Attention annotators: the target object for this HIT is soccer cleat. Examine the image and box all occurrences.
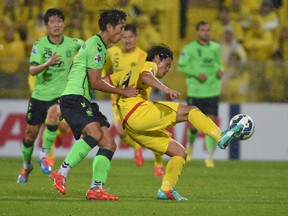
[38,157,52,174]
[157,188,188,201]
[86,188,119,201]
[217,124,244,149]
[50,170,66,195]
[154,165,165,177]
[46,157,55,167]
[185,146,193,162]
[205,156,215,168]
[17,166,33,183]
[134,148,144,167]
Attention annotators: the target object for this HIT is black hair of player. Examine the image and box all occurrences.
[124,24,137,35]
[98,9,127,31]
[44,8,65,25]
[195,21,209,31]
[146,44,173,61]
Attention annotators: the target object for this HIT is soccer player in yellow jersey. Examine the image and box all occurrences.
[103,24,164,176]
[106,44,244,200]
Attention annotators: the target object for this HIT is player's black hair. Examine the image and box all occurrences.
[44,8,65,25]
[146,44,173,61]
[195,21,209,31]
[98,9,127,31]
[124,24,137,35]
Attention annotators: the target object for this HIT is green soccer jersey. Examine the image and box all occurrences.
[30,36,83,101]
[178,41,223,98]
[62,35,107,101]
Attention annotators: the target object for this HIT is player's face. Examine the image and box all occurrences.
[108,19,126,44]
[156,57,172,79]
[197,24,210,42]
[47,15,64,37]
[121,30,137,52]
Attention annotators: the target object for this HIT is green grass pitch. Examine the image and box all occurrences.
[1,157,288,216]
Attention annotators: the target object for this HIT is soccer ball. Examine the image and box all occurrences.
[229,114,255,140]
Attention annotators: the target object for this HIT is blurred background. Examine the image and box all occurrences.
[1,0,288,103]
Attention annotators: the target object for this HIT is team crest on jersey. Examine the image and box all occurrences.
[32,47,38,55]
[94,54,102,63]
[150,68,155,75]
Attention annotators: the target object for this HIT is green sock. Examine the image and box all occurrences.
[42,127,57,150]
[92,155,111,184]
[22,143,34,161]
[187,129,197,147]
[205,135,215,156]
[65,139,92,167]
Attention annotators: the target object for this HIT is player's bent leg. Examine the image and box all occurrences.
[157,139,187,201]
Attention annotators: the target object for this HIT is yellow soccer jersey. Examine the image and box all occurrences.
[108,61,157,118]
[103,45,147,105]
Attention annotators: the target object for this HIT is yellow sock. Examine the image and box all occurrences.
[161,156,185,191]
[188,108,221,141]
[153,152,163,167]
[48,146,54,158]
[122,135,142,150]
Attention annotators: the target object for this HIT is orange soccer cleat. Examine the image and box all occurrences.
[134,148,144,166]
[50,170,66,195]
[154,165,165,177]
[86,188,119,201]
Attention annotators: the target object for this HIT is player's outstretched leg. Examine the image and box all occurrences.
[217,124,244,149]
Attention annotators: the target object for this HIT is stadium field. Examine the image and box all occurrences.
[1,157,287,216]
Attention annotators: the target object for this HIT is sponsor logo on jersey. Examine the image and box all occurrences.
[94,54,102,63]
[32,47,38,55]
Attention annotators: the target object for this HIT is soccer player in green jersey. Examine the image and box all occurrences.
[178,21,224,168]
[17,8,84,183]
[50,9,139,201]
[106,44,243,200]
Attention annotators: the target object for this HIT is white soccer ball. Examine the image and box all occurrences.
[229,114,255,140]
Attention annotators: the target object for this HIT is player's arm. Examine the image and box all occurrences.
[29,52,61,76]
[88,68,139,97]
[141,72,181,100]
[215,44,224,79]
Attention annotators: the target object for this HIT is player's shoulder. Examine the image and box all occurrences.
[32,36,47,46]
[108,45,121,53]
[135,47,147,55]
[209,40,220,48]
[64,36,84,46]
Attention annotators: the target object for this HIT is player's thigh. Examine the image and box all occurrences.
[125,126,170,154]
[128,101,178,132]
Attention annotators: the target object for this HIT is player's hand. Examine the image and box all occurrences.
[122,84,139,97]
[217,70,224,79]
[198,73,207,82]
[45,52,62,67]
[168,89,181,100]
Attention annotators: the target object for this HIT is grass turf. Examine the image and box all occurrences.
[0,157,288,216]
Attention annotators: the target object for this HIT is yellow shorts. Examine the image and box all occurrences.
[124,101,179,154]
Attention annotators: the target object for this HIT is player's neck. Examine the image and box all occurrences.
[122,46,136,53]
[48,35,63,44]
[198,39,209,46]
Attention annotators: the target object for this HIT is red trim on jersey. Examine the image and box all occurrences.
[122,101,144,129]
